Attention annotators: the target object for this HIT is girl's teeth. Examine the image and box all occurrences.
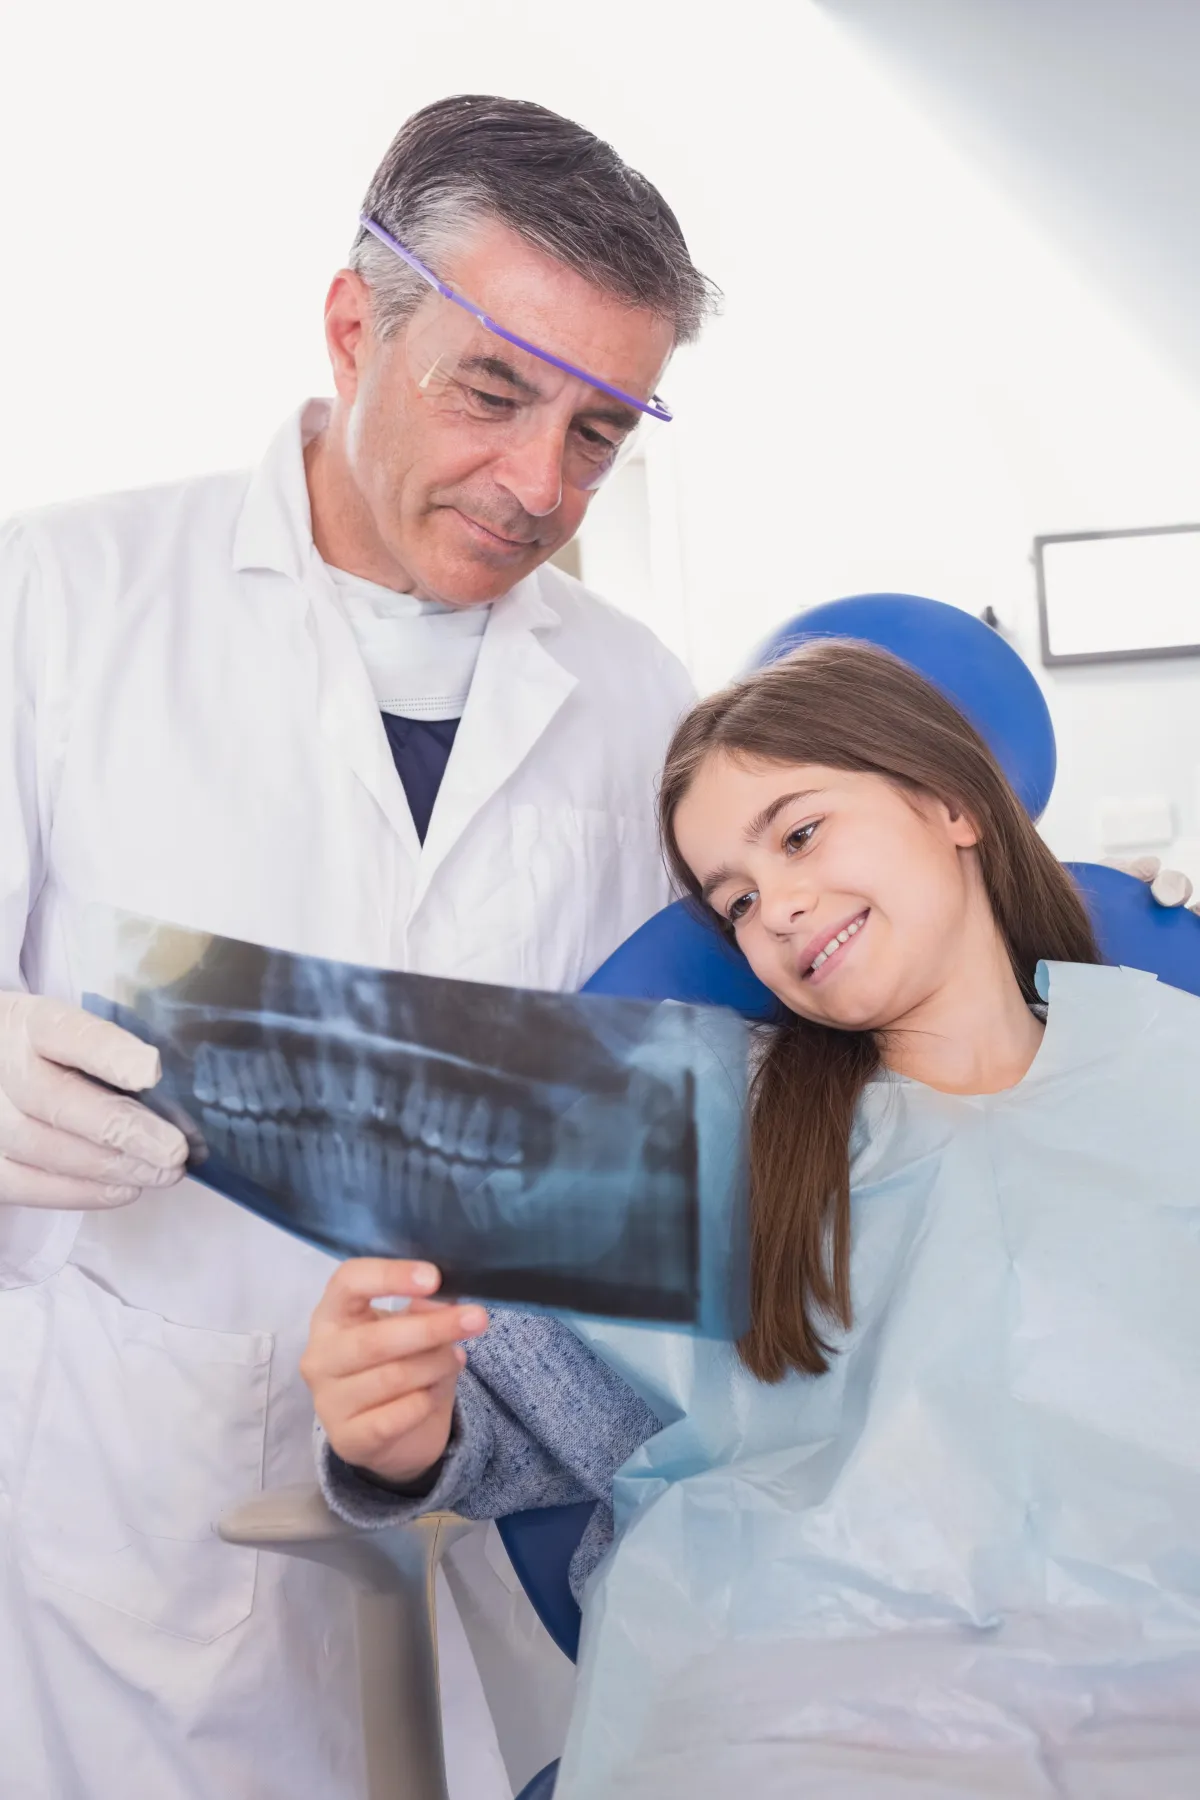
[810,916,866,974]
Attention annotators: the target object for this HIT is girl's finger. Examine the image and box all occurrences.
[313,1259,443,1326]
[335,1346,465,1420]
[309,1301,487,1380]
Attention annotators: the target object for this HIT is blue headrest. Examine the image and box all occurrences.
[582,896,782,1020]
[1065,862,1200,998]
[584,870,1200,1009]
[583,593,1200,1011]
[754,593,1057,820]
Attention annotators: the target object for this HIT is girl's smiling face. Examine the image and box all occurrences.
[672,752,983,1031]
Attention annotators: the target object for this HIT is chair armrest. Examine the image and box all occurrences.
[219,1484,472,1800]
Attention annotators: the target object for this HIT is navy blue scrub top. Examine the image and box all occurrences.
[381,714,460,844]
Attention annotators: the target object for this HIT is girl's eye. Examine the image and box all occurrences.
[725,891,757,925]
[785,821,820,853]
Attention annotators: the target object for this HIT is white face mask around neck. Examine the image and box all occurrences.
[323,563,491,722]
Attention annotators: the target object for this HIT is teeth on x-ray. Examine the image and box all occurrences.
[192,1045,531,1182]
[492,1105,523,1166]
[400,1075,427,1142]
[232,1113,261,1176]
[259,1117,284,1185]
[193,1044,219,1108]
[460,1098,490,1162]
[296,1060,324,1113]
[418,1088,445,1152]
[352,1060,394,1123]
[102,918,715,1329]
[440,1094,464,1157]
[261,1049,302,1118]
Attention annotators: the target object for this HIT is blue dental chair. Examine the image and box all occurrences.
[220,593,1200,1800]
[502,593,1200,1800]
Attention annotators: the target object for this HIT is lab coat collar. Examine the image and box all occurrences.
[232,399,329,580]
[412,575,577,912]
[232,401,578,910]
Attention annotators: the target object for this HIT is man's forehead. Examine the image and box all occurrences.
[438,216,675,399]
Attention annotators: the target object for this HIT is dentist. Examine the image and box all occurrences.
[0,95,712,1799]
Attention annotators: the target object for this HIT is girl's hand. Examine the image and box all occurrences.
[301,1259,488,1486]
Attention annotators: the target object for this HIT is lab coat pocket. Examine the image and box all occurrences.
[511,804,662,991]
[20,1264,272,1644]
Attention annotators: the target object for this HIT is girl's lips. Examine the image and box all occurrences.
[800,910,870,985]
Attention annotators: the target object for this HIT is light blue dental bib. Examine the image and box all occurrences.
[564,963,1200,1799]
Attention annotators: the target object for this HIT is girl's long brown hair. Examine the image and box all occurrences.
[659,640,1100,1384]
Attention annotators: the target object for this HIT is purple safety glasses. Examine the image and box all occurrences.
[358,215,674,425]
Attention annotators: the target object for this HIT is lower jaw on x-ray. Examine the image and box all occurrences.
[82,912,746,1330]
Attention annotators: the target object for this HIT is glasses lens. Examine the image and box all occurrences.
[403,294,653,493]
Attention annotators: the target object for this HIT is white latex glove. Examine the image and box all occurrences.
[0,992,189,1209]
[1107,855,1198,914]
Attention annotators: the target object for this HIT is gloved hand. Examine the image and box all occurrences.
[1109,855,1200,915]
[0,992,189,1209]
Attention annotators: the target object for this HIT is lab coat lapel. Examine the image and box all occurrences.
[412,576,577,911]
[231,398,423,866]
[304,553,423,862]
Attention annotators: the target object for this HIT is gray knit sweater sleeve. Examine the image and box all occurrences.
[316,1311,660,1602]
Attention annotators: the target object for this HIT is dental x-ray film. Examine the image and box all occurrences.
[81,909,750,1335]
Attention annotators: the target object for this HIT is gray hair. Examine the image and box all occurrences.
[350,95,719,346]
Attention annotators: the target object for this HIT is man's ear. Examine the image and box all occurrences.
[323,270,372,403]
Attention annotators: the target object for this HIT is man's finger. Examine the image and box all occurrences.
[1105,855,1162,884]
[0,1155,141,1210]
[23,1001,163,1091]
[0,1100,186,1188]
[1150,868,1194,909]
[313,1259,444,1325]
[5,1060,187,1169]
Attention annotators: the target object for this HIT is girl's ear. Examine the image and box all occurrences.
[942,801,981,850]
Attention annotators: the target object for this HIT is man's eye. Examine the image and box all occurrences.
[573,423,623,462]
[464,386,520,416]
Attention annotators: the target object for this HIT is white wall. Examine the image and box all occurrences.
[810,0,1200,875]
[3,0,1198,871]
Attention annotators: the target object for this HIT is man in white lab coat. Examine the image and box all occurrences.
[0,96,712,1800]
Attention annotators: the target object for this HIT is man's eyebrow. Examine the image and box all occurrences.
[697,790,823,905]
[457,353,642,431]
[576,399,641,433]
[458,353,545,400]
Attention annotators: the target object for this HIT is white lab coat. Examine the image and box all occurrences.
[0,400,695,1800]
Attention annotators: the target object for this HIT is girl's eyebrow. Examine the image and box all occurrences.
[700,863,738,905]
[698,789,824,903]
[743,788,822,844]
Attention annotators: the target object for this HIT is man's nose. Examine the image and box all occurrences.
[491,426,565,519]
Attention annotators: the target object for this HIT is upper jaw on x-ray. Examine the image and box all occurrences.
[83,914,722,1326]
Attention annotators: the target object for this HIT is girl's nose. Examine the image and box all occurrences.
[758,876,815,937]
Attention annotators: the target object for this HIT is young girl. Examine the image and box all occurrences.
[304,641,1200,1798]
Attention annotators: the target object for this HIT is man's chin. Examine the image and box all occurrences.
[411,516,547,604]
[413,546,543,608]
